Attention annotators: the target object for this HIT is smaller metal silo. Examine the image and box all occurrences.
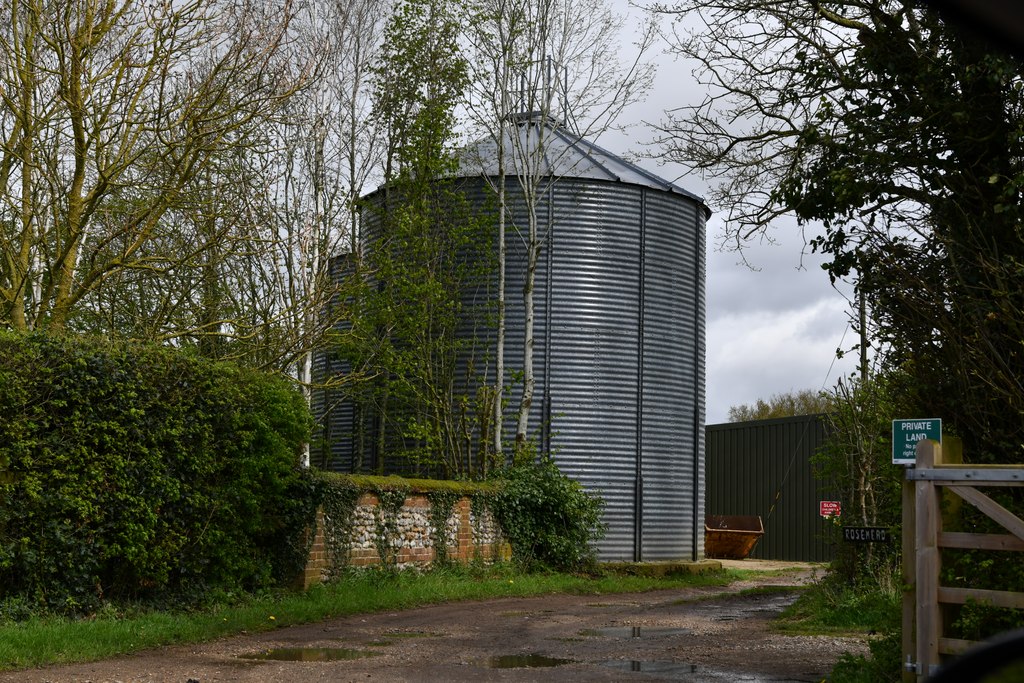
[310,254,358,473]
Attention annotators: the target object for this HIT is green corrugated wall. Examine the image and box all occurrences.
[705,414,837,562]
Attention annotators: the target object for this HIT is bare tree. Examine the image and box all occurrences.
[463,0,526,465]
[651,1,844,249]
[464,0,656,458]
[656,1,1024,457]
[0,0,303,333]
[245,0,386,464]
[55,0,386,407]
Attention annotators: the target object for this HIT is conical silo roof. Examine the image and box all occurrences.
[458,117,711,216]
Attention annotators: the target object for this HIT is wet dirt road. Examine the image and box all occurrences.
[3,566,865,683]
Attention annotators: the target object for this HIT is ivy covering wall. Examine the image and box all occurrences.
[303,466,601,579]
[307,474,504,580]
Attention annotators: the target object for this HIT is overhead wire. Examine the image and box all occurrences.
[764,316,855,525]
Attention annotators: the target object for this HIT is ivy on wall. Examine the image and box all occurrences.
[312,466,603,574]
[373,486,409,570]
[427,489,459,566]
[308,474,500,575]
[318,476,361,578]
[470,492,495,565]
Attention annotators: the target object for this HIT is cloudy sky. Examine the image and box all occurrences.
[603,2,861,423]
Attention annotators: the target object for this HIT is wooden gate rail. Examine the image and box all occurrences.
[902,440,1024,681]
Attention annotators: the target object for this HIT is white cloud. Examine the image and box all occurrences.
[706,295,857,423]
[700,216,860,423]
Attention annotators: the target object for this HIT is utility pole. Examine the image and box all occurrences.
[859,286,868,383]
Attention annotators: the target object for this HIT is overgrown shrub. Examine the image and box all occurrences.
[815,373,908,589]
[489,455,604,572]
[0,332,316,615]
[830,630,902,683]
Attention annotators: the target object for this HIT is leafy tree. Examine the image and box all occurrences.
[660,1,1024,462]
[663,8,1024,673]
[727,388,831,422]
[337,0,492,477]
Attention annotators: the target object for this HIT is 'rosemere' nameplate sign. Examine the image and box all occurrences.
[892,418,941,465]
[843,527,890,543]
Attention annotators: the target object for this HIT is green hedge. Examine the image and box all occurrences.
[0,332,315,616]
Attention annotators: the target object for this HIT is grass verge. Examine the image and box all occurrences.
[766,572,904,683]
[773,578,900,636]
[0,564,738,671]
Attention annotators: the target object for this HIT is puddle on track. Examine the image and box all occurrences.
[600,661,817,682]
[582,626,692,639]
[485,654,574,668]
[238,647,380,662]
[706,593,800,623]
[602,660,699,676]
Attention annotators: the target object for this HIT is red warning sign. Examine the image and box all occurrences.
[819,501,842,518]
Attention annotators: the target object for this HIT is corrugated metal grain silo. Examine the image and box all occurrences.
[315,118,710,561]
[310,254,358,472]
[459,119,711,561]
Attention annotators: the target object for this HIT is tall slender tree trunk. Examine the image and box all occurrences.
[515,194,538,460]
[493,126,507,466]
[13,122,32,331]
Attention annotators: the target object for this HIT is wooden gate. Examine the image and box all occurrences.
[902,439,1024,680]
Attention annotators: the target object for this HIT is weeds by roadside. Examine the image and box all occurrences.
[829,632,902,683]
[774,575,900,636]
[774,571,902,683]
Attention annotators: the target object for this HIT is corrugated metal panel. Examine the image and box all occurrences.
[311,254,357,473]
[547,182,641,561]
[695,207,708,559]
[530,179,705,562]
[705,415,834,562]
[638,192,705,561]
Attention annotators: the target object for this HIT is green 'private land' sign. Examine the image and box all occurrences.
[892,418,942,465]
